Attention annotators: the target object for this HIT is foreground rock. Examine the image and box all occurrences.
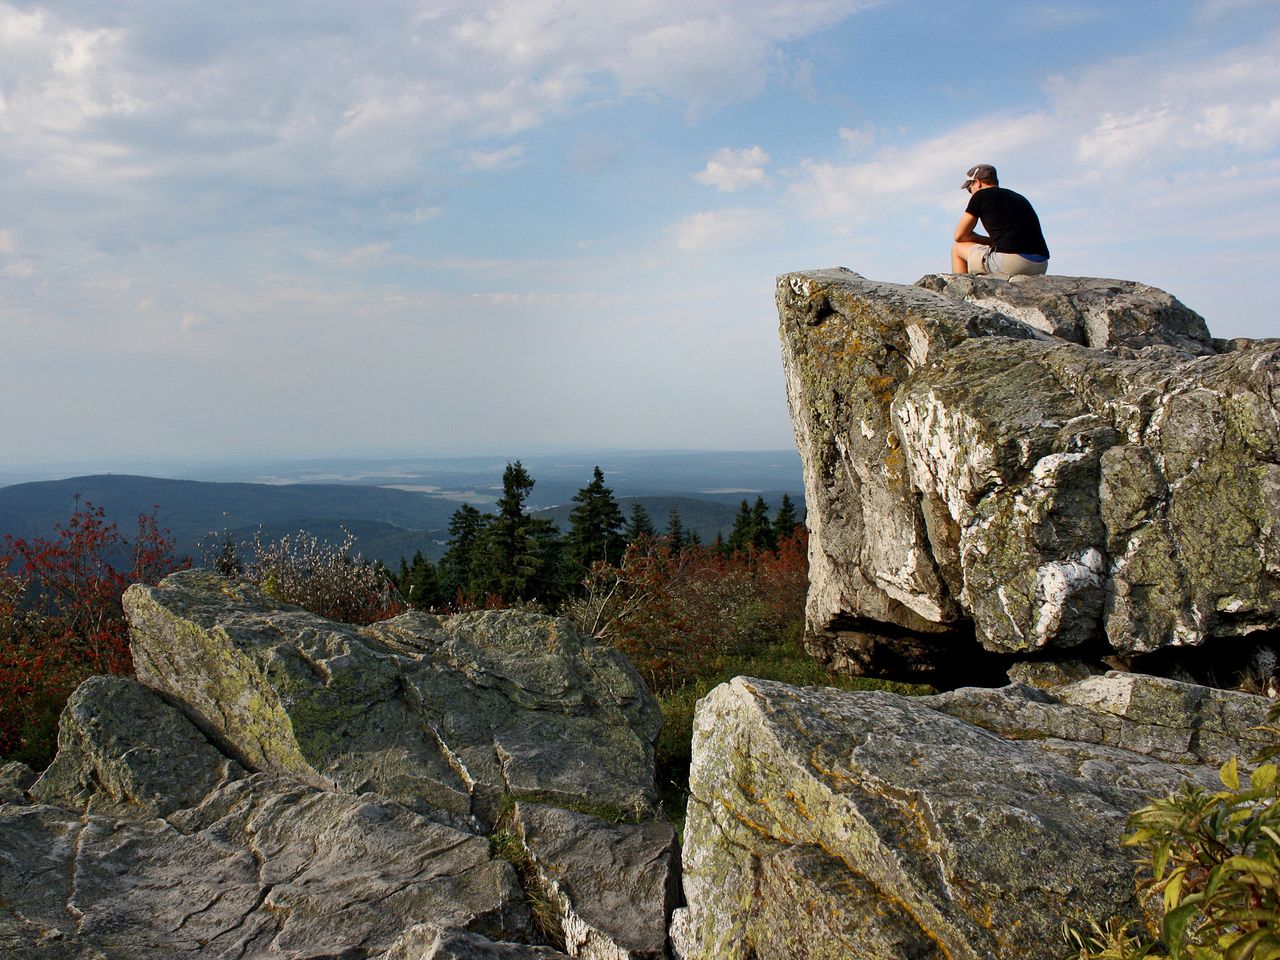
[2,677,530,960]
[124,570,662,827]
[679,672,1271,960]
[779,269,1280,670]
[513,802,680,960]
[1,573,669,958]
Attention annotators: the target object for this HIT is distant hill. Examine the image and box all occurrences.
[0,467,806,571]
[0,475,459,568]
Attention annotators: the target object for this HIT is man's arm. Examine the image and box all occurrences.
[954,211,990,246]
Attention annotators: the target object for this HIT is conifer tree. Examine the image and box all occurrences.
[398,550,443,609]
[440,503,489,601]
[623,502,656,544]
[773,493,800,541]
[566,467,626,573]
[750,495,777,552]
[726,499,754,554]
[473,461,559,603]
[665,505,686,554]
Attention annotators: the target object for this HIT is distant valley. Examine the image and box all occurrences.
[0,452,805,567]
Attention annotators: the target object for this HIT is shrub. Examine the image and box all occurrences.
[238,528,404,625]
[567,531,809,694]
[1066,706,1280,960]
[1,501,184,767]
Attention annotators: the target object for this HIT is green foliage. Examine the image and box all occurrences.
[623,502,656,543]
[564,466,626,581]
[470,462,562,606]
[1067,704,1280,960]
[773,492,801,542]
[666,506,686,554]
[396,550,446,609]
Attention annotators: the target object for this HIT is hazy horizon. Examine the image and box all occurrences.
[4,1,1277,464]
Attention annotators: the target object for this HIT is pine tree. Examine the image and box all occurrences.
[750,495,777,552]
[726,499,754,554]
[566,467,626,574]
[473,461,559,603]
[398,550,443,609]
[665,505,686,554]
[623,502,656,544]
[440,503,489,602]
[773,493,800,542]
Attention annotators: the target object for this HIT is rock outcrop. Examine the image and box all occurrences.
[125,570,661,827]
[677,672,1271,960]
[0,571,669,960]
[779,269,1280,672]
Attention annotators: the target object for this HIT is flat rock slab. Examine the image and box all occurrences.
[915,273,1214,352]
[123,570,662,827]
[679,673,1265,960]
[514,802,679,960]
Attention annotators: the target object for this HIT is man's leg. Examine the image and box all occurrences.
[951,241,988,274]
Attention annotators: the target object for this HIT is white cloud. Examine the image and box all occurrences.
[787,30,1280,224]
[838,123,876,153]
[667,209,772,252]
[0,228,14,253]
[464,144,527,171]
[694,146,771,192]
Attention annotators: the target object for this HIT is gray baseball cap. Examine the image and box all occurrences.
[961,163,997,189]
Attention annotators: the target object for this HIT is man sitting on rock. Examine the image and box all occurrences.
[951,163,1050,277]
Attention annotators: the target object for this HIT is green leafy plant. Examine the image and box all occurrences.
[1067,705,1280,960]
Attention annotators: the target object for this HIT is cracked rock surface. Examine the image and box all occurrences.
[778,268,1280,662]
[513,802,679,960]
[123,570,661,827]
[678,673,1269,960]
[2,575,667,958]
[1,677,530,960]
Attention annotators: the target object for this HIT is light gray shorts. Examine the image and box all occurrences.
[967,246,1049,277]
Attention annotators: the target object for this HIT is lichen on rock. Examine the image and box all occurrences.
[780,268,1280,666]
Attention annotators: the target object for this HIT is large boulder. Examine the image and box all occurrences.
[1,676,530,960]
[123,570,662,827]
[2,575,676,958]
[678,673,1271,960]
[778,269,1280,668]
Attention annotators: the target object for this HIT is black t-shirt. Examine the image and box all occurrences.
[965,186,1050,258]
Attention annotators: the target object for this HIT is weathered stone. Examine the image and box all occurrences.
[1006,659,1098,688]
[777,269,1036,651]
[1,773,531,960]
[513,802,679,960]
[915,273,1214,353]
[2,674,535,959]
[30,675,244,817]
[123,570,661,827]
[0,760,35,804]
[376,924,571,959]
[679,675,1261,960]
[780,269,1280,661]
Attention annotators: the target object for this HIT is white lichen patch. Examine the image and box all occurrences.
[1032,550,1106,646]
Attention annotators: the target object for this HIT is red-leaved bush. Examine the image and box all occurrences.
[568,530,809,694]
[1,500,185,766]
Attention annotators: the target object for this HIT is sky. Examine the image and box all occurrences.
[2,0,1278,467]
